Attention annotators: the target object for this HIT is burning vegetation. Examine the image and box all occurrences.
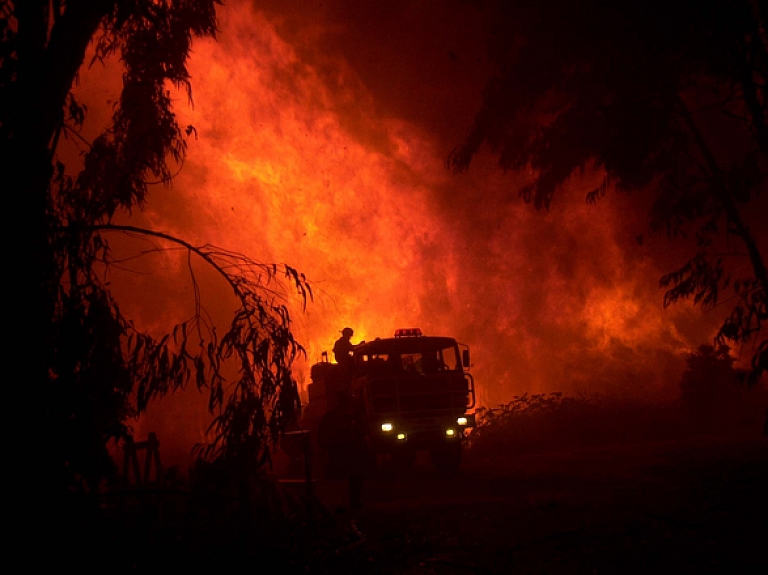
[5,0,767,571]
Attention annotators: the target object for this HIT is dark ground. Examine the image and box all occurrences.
[305,435,767,574]
[46,434,766,574]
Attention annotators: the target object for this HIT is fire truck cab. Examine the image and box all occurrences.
[306,328,476,473]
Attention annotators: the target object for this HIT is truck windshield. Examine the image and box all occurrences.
[356,340,461,375]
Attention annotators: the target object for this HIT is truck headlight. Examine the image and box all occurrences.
[397,433,406,440]
[445,428,456,437]
[381,423,393,432]
[457,414,476,426]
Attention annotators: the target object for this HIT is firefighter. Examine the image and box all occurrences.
[333,327,358,367]
[333,326,361,388]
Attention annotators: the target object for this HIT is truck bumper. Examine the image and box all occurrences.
[370,413,474,453]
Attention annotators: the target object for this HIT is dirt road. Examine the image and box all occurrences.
[304,436,767,574]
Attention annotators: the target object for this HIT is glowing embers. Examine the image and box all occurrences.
[394,328,423,338]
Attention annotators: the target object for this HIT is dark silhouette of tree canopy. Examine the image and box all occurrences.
[678,343,767,431]
[2,1,309,495]
[679,344,740,420]
[448,0,767,383]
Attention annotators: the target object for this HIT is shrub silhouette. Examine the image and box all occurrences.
[466,393,686,460]
[679,344,765,430]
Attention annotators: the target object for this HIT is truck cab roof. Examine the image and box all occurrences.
[354,336,458,356]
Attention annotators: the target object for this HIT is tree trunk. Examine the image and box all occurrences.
[6,2,112,470]
[10,6,110,306]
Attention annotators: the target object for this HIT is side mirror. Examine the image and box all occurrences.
[462,349,470,368]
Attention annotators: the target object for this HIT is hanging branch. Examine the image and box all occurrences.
[79,223,313,468]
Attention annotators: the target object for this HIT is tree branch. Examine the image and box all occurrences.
[674,94,768,291]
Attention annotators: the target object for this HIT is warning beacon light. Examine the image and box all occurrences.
[394,328,423,338]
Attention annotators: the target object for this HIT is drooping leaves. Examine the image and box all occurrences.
[449,0,767,383]
[4,0,309,493]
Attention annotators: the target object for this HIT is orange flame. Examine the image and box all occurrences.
[72,1,725,466]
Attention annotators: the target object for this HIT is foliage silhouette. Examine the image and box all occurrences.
[678,343,767,428]
[2,1,309,495]
[447,0,767,384]
[467,385,767,462]
[680,344,739,404]
[465,393,684,458]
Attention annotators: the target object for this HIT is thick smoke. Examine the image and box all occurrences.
[72,0,738,465]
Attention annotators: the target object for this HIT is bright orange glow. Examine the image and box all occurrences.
[71,1,727,467]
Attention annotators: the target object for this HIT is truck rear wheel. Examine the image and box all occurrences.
[431,441,462,475]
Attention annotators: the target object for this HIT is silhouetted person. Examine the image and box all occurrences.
[333,327,362,387]
[386,353,402,373]
[333,327,358,367]
[416,350,443,374]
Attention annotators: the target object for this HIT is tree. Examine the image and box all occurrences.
[679,344,740,422]
[2,1,309,495]
[447,0,767,383]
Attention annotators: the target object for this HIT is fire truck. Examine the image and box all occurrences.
[304,328,476,473]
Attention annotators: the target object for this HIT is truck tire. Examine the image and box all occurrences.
[431,441,462,475]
